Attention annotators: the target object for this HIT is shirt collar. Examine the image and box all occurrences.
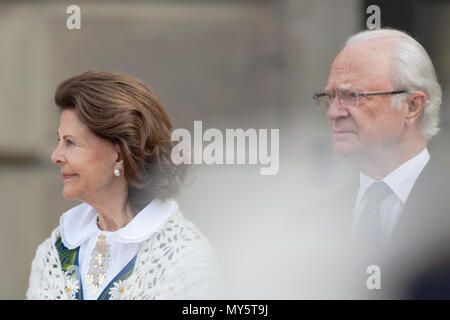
[358,147,430,204]
[60,199,178,249]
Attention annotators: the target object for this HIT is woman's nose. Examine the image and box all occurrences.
[51,145,65,165]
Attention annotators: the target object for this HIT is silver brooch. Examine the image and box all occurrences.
[86,233,111,295]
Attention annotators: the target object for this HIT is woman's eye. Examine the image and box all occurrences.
[66,139,75,146]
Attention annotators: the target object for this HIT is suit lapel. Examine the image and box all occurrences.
[288,181,359,244]
[312,182,359,243]
[390,157,450,245]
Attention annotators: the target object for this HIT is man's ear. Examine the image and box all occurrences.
[405,91,426,127]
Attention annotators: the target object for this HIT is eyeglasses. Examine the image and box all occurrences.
[312,89,409,110]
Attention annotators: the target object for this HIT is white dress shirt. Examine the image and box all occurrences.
[351,148,430,242]
[59,199,178,300]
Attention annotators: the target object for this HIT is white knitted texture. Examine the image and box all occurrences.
[27,211,220,300]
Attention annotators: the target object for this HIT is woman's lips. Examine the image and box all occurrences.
[62,174,77,180]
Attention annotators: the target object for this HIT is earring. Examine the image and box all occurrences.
[114,168,122,177]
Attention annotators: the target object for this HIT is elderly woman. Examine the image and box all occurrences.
[27,71,220,300]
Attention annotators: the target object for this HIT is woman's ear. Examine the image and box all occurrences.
[405,91,426,127]
[113,142,123,164]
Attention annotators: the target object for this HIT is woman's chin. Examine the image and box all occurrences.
[62,188,79,201]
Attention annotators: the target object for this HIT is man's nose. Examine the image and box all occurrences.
[326,96,350,121]
[51,145,65,166]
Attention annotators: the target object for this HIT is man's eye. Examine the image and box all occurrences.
[66,140,75,146]
[342,91,354,97]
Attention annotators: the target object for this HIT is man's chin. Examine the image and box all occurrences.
[332,141,360,157]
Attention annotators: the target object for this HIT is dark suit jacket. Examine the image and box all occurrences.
[286,156,450,299]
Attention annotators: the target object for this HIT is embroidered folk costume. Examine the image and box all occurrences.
[27,199,220,300]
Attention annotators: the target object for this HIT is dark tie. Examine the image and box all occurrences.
[354,181,393,249]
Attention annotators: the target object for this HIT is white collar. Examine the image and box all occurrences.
[358,147,430,204]
[59,199,178,249]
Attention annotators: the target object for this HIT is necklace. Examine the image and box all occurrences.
[86,217,111,295]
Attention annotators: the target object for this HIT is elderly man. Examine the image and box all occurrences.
[288,28,450,299]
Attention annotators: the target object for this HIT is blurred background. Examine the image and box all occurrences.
[0,0,449,299]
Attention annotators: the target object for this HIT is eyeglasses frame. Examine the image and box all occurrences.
[312,90,410,110]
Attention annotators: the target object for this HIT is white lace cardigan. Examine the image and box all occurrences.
[26,210,221,300]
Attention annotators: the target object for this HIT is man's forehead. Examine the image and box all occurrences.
[327,40,393,90]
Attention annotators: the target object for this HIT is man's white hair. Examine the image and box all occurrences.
[345,28,442,140]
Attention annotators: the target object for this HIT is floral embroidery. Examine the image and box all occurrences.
[109,280,126,300]
[63,271,80,299]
